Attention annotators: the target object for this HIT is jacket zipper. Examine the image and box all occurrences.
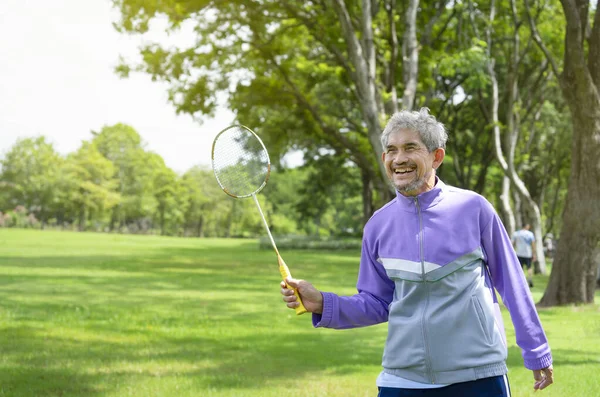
[415,197,435,384]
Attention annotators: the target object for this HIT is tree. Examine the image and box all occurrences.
[180,167,218,237]
[526,0,600,304]
[480,0,567,274]
[112,0,450,217]
[64,141,121,231]
[110,0,574,247]
[0,137,64,227]
[149,153,186,236]
[92,124,158,232]
[294,155,363,236]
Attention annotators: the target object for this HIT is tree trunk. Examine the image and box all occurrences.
[160,207,166,236]
[332,0,386,186]
[110,207,118,231]
[332,0,412,203]
[545,174,562,233]
[402,0,419,111]
[486,0,547,273]
[596,252,600,289]
[499,176,516,237]
[530,0,600,305]
[384,0,399,115]
[39,206,46,230]
[197,215,205,238]
[539,96,600,305]
[78,205,86,232]
[512,189,522,231]
[361,168,374,226]
[225,200,236,238]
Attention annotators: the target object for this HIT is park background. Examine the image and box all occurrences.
[1,0,599,396]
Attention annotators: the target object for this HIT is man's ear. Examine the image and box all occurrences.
[381,152,386,163]
[432,148,445,169]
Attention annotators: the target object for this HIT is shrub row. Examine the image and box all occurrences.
[259,235,362,251]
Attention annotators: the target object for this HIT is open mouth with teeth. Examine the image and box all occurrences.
[394,167,416,175]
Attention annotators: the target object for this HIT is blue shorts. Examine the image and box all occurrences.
[377,375,511,397]
[517,256,532,269]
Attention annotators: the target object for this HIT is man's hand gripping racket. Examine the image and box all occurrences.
[211,125,307,315]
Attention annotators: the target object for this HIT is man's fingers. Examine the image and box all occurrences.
[282,293,297,303]
[541,367,554,389]
[280,286,295,295]
[539,377,553,390]
[534,378,553,391]
[280,278,300,295]
[533,367,554,391]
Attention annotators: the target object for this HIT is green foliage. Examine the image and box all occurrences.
[293,156,362,235]
[110,0,572,240]
[63,141,121,230]
[179,166,225,237]
[0,206,38,228]
[437,39,490,90]
[0,1,574,241]
[0,137,65,225]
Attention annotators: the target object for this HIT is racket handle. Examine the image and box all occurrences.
[278,255,307,315]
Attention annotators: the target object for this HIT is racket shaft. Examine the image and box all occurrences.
[252,194,279,255]
[252,195,307,315]
[279,255,308,315]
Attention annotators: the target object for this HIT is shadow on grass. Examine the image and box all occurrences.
[506,346,600,368]
[0,319,384,394]
[0,244,379,395]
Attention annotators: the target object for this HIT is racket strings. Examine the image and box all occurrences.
[212,126,270,197]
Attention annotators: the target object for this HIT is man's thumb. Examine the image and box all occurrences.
[285,277,301,288]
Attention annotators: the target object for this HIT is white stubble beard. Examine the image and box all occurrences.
[396,178,426,195]
[394,170,436,196]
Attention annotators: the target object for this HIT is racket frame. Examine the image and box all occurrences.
[211,124,271,199]
[211,124,307,315]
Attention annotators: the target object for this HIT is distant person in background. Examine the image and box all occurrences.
[512,224,536,287]
[543,233,554,259]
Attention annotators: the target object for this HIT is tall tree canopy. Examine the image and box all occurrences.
[113,0,456,217]
[0,1,585,306]
[110,0,592,305]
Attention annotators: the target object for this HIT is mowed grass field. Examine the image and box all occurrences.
[0,229,598,397]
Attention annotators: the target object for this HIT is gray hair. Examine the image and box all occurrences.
[380,108,448,152]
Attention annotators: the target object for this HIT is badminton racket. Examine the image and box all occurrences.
[211,124,307,315]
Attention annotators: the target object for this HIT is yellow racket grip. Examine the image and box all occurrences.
[278,256,308,315]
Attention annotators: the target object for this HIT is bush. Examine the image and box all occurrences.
[0,206,41,229]
[259,235,361,251]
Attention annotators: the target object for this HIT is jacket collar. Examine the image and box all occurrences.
[395,177,446,210]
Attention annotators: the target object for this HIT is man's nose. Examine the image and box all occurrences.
[391,151,408,164]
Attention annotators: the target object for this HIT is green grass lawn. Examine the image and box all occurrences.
[0,229,598,396]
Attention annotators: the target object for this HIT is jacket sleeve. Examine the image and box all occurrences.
[312,234,395,329]
[480,200,553,370]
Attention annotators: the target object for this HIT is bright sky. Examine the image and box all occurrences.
[0,0,234,173]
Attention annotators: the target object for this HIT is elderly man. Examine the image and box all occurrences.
[281,108,553,396]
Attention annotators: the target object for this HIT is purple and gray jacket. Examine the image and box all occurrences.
[313,178,552,385]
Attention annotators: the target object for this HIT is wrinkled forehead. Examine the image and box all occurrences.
[386,128,426,147]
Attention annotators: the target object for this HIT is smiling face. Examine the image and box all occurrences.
[382,128,445,196]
